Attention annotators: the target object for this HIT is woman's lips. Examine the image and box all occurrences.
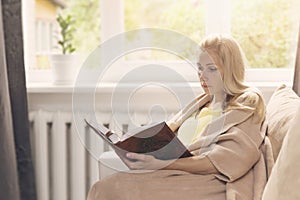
[201,82,209,87]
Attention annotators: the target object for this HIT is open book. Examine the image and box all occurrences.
[85,119,192,168]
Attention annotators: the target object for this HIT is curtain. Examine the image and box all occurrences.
[0,1,20,199]
[0,0,37,199]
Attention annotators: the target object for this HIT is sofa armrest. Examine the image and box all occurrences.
[263,103,300,199]
[266,84,300,161]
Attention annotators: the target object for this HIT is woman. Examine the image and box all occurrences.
[87,35,273,200]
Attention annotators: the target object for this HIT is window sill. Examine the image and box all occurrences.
[26,81,291,98]
[26,67,293,105]
[26,82,203,94]
[26,66,294,85]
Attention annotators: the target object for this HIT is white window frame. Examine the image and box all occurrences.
[24,0,295,85]
[22,0,36,71]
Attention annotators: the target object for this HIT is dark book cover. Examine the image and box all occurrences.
[85,119,192,168]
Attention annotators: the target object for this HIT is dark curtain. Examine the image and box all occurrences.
[0,0,37,199]
[0,1,20,199]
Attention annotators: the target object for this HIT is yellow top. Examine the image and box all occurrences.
[177,103,223,145]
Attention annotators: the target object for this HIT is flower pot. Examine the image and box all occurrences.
[49,54,80,85]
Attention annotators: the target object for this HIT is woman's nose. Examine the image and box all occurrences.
[199,70,208,80]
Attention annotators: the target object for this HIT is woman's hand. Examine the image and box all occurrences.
[123,152,218,174]
[123,153,171,170]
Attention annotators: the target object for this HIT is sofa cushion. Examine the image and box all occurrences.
[266,84,300,161]
[262,102,300,199]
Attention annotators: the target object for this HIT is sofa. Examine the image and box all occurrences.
[98,84,300,199]
[262,84,300,199]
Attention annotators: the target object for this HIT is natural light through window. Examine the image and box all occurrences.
[23,0,299,84]
[231,0,299,68]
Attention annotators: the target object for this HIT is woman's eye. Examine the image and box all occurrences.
[197,63,218,72]
[208,67,217,71]
[197,65,204,72]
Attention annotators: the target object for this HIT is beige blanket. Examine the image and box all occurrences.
[88,170,226,200]
[88,93,274,200]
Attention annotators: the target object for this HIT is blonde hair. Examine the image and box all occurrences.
[200,34,265,123]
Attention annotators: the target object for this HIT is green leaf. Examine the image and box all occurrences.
[55,13,76,54]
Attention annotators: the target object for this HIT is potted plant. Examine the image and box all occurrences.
[50,14,80,85]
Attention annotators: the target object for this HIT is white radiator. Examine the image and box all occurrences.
[29,110,106,200]
[29,110,159,200]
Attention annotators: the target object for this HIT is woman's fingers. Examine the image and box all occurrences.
[124,153,156,169]
[126,152,148,161]
[123,158,144,169]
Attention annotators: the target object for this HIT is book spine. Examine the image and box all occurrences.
[106,132,120,144]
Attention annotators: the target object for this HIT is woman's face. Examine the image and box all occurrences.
[197,51,225,96]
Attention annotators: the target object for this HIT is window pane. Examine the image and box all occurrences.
[231,0,300,68]
[63,0,101,54]
[33,0,101,69]
[124,0,205,60]
[35,20,55,69]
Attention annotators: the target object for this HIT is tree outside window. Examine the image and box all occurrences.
[46,0,299,68]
